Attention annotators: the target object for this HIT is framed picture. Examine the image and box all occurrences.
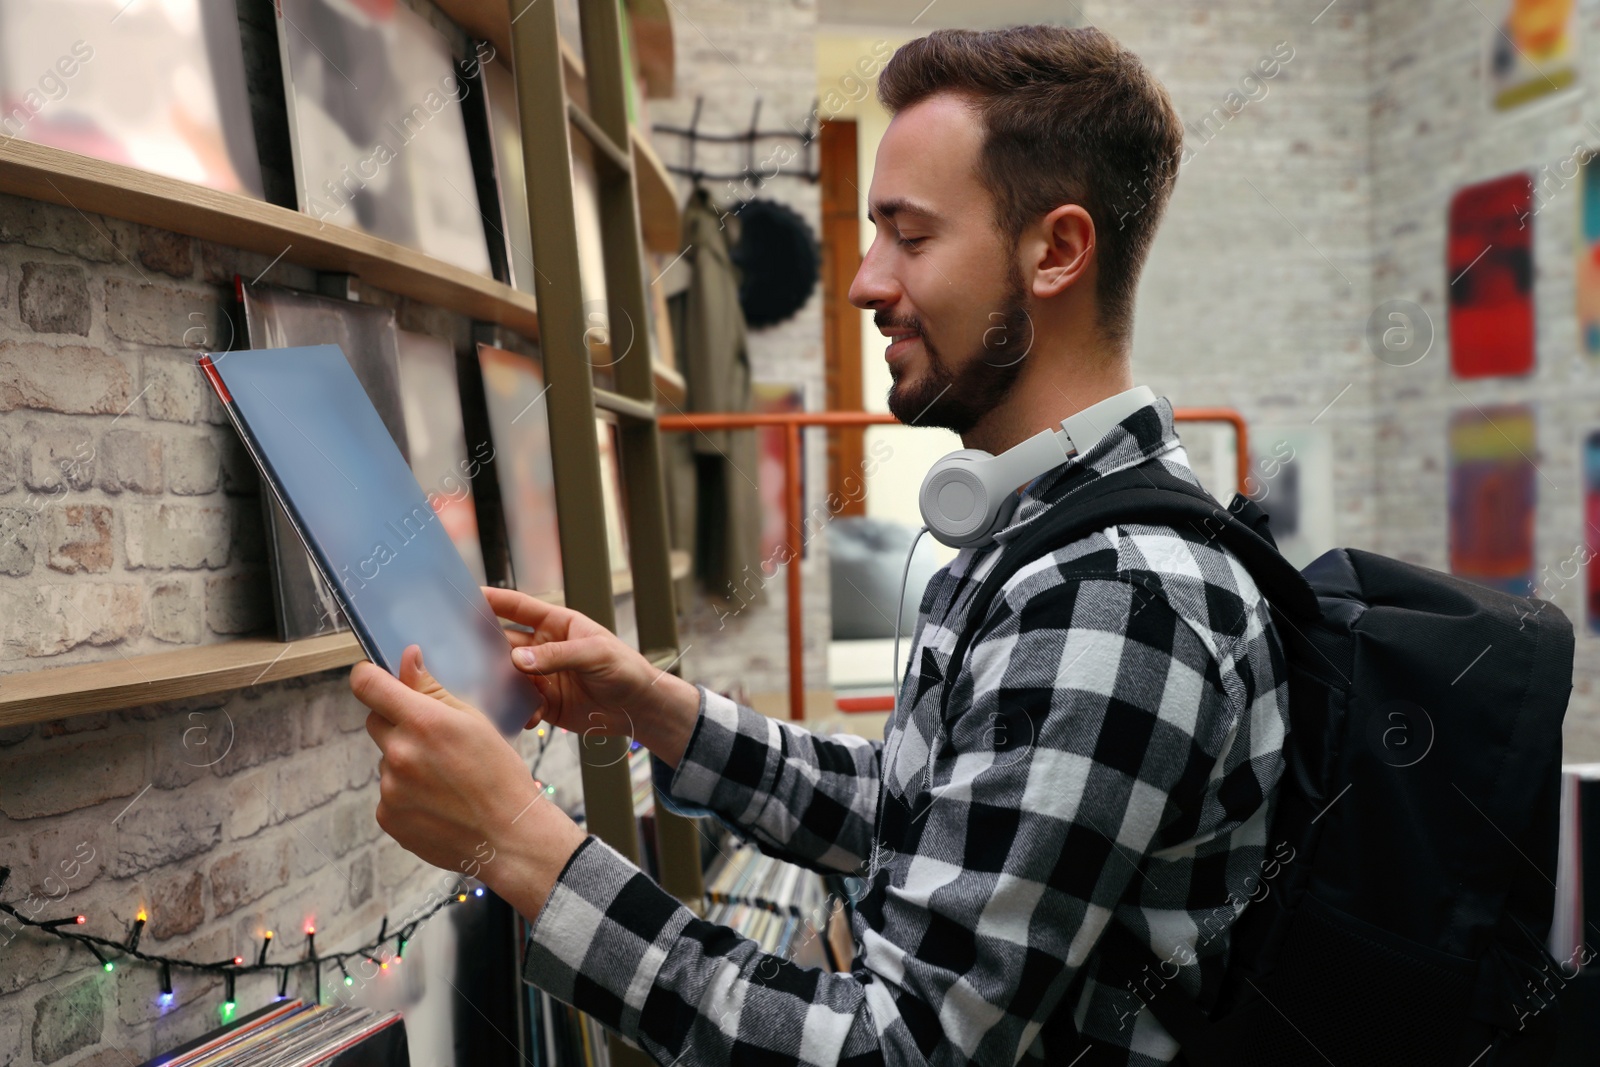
[0,0,263,196]
[470,344,563,597]
[1448,174,1534,378]
[1488,0,1578,111]
[395,329,488,585]
[1247,424,1335,571]
[274,0,492,275]
[1449,405,1535,596]
[241,282,408,640]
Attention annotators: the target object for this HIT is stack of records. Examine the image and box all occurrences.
[628,746,660,882]
[525,984,613,1067]
[704,842,829,965]
[140,999,406,1066]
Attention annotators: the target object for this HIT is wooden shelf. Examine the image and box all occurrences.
[0,552,690,727]
[0,138,543,339]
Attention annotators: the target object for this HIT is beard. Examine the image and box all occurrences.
[883,262,1033,434]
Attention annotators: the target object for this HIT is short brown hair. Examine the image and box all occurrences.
[878,26,1183,345]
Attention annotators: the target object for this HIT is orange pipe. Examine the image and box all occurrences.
[658,408,1250,720]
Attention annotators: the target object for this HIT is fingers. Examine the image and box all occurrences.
[349,659,432,727]
[483,586,573,633]
[396,644,476,714]
[512,635,615,678]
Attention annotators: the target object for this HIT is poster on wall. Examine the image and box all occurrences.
[1488,0,1578,110]
[242,283,410,641]
[1449,405,1536,596]
[1448,174,1535,378]
[275,0,493,275]
[1584,431,1600,632]
[0,0,263,197]
[1247,425,1335,571]
[1576,158,1600,357]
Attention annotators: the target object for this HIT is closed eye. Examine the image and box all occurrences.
[897,236,926,250]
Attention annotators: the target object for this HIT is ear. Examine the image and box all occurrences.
[1026,204,1095,300]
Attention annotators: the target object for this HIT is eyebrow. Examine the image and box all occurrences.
[866,197,944,226]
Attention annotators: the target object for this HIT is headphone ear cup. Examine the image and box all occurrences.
[920,450,1002,548]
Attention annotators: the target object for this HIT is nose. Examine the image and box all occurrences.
[848,235,900,311]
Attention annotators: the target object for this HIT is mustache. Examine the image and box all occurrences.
[873,311,921,333]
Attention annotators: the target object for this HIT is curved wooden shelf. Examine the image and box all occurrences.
[0,552,689,727]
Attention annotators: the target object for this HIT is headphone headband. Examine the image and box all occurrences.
[917,385,1157,549]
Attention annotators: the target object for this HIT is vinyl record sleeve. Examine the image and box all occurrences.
[241,283,409,641]
[274,0,492,275]
[201,345,542,737]
[0,0,264,196]
[395,329,488,585]
[472,345,564,596]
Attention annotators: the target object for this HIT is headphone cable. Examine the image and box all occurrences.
[892,526,931,707]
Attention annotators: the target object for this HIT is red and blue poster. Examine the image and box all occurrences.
[1449,405,1535,596]
[1447,174,1535,378]
[1584,431,1600,631]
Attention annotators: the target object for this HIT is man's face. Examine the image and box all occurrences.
[848,93,1033,434]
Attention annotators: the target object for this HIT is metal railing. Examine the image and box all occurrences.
[658,408,1251,720]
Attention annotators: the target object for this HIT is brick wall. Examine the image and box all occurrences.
[0,195,587,1063]
[644,0,832,701]
[1365,0,1600,759]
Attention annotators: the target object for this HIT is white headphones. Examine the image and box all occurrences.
[917,385,1157,549]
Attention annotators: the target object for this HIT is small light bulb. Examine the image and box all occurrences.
[344,975,354,987]
[474,887,485,897]
[136,908,147,922]
[103,961,114,973]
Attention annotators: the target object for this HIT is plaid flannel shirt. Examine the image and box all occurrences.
[522,395,1289,1066]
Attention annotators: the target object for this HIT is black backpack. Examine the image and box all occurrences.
[940,463,1576,1066]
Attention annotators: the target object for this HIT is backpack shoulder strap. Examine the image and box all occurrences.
[937,463,1320,722]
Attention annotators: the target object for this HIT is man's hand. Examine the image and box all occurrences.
[351,644,587,919]
[485,587,701,768]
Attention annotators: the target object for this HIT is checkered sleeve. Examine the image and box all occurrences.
[521,573,1244,1066]
[651,684,884,875]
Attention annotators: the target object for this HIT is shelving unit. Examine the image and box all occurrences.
[0,5,707,1063]
[0,553,689,727]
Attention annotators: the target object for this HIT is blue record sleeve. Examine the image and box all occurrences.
[201,345,543,736]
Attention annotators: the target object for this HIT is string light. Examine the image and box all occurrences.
[257,930,273,967]
[0,841,501,1023]
[127,909,146,953]
[85,942,112,972]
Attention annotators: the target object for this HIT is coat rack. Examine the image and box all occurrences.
[652,96,822,187]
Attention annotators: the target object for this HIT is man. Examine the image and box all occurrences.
[351,25,1288,1066]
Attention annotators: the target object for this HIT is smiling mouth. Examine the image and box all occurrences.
[885,333,921,361]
